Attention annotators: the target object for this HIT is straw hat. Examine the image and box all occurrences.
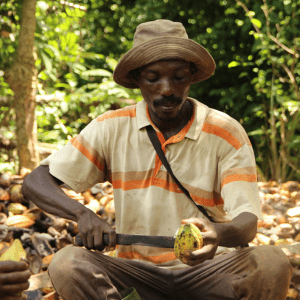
[113,19,216,89]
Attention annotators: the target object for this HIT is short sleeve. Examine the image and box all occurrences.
[40,118,107,193]
[219,143,263,220]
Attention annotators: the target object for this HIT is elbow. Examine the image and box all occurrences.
[249,221,258,243]
[246,226,257,244]
[244,217,258,244]
[21,165,43,200]
[21,173,33,200]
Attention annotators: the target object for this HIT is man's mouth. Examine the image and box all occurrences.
[161,102,177,107]
[160,103,179,113]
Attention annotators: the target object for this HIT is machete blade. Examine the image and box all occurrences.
[75,233,175,248]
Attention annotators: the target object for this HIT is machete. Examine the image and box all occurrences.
[75,233,175,248]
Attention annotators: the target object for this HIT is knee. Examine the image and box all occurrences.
[48,245,82,282]
[251,245,292,278]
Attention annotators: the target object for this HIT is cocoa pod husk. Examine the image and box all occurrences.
[7,203,27,215]
[99,195,111,207]
[0,212,7,224]
[0,188,10,201]
[10,184,25,203]
[5,215,35,228]
[0,173,12,188]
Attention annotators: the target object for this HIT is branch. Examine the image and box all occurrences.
[261,0,299,58]
[236,0,263,38]
[281,63,300,100]
[279,151,300,175]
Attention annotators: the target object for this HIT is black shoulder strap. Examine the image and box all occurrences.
[146,125,214,222]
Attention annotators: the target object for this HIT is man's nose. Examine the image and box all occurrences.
[161,78,174,97]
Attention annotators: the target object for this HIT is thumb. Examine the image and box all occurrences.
[181,218,206,230]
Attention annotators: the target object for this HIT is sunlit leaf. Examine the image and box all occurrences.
[228,61,240,68]
[82,69,112,77]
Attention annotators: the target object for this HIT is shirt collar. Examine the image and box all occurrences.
[136,98,210,140]
[136,100,151,130]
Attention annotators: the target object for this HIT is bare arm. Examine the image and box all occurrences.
[22,165,84,221]
[22,165,116,250]
[182,212,257,266]
[213,212,257,247]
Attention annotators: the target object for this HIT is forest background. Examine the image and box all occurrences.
[0,0,299,183]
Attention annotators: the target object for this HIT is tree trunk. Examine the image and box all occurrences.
[4,0,39,171]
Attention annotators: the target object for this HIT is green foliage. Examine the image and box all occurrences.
[0,0,299,180]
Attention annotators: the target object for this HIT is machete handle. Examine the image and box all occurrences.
[75,233,109,247]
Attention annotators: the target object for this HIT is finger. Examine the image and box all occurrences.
[181,218,207,230]
[185,256,207,266]
[86,233,94,249]
[182,249,210,266]
[79,232,87,249]
[181,218,196,224]
[107,229,116,251]
[0,281,30,294]
[93,230,103,251]
[182,244,212,262]
[0,270,31,284]
[0,261,28,273]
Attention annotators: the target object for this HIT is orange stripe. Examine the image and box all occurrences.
[221,166,257,184]
[153,177,183,193]
[112,177,182,193]
[202,123,242,150]
[205,115,251,146]
[113,178,152,190]
[112,177,223,207]
[221,174,257,188]
[70,137,105,171]
[117,251,177,264]
[97,107,136,122]
[192,195,224,207]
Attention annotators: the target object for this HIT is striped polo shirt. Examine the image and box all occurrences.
[41,98,262,267]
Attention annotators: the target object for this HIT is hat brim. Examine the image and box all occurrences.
[113,36,216,89]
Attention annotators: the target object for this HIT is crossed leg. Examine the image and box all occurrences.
[48,245,292,300]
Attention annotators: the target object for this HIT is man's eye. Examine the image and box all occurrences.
[173,76,184,81]
[146,77,158,83]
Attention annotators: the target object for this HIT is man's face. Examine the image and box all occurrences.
[136,59,192,122]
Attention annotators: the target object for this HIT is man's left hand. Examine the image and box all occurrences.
[180,217,220,266]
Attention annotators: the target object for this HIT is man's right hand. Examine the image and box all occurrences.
[77,208,116,251]
[0,261,30,300]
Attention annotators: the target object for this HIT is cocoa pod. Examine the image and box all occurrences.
[0,212,7,224]
[5,215,35,228]
[101,182,113,195]
[7,203,27,215]
[105,200,115,217]
[99,195,111,207]
[10,184,25,203]
[0,173,12,188]
[0,188,10,201]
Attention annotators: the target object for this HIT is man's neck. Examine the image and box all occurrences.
[149,100,193,141]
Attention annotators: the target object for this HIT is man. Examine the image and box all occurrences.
[22,20,292,299]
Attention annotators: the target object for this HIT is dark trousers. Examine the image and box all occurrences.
[48,245,292,300]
